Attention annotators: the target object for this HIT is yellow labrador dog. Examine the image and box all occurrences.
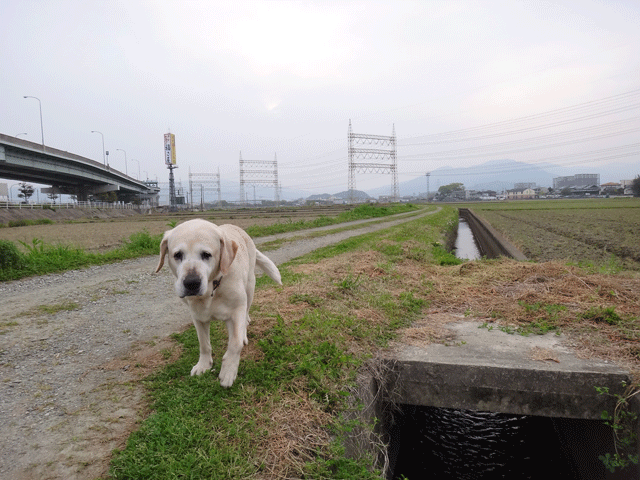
[155,219,281,387]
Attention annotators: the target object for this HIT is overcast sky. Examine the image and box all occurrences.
[1,0,639,199]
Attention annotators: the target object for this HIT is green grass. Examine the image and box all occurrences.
[0,205,421,282]
[107,206,459,479]
[35,301,81,315]
[0,218,55,228]
[244,203,419,237]
[0,230,162,282]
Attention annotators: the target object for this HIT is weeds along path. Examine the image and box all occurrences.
[0,207,440,480]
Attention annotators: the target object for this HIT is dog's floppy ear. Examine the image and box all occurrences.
[219,237,238,275]
[155,231,170,273]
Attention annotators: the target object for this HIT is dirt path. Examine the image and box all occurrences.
[0,208,439,480]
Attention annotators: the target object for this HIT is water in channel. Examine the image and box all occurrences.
[389,406,577,479]
[455,217,481,260]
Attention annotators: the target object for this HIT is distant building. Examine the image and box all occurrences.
[562,184,600,196]
[553,174,600,190]
[465,190,497,200]
[600,182,622,195]
[506,187,537,200]
[621,179,635,195]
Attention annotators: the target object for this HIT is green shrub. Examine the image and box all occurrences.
[0,240,26,270]
[6,218,54,227]
[122,230,160,253]
[8,219,29,227]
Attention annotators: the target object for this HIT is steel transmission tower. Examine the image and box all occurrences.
[348,120,398,203]
[239,152,280,206]
[189,167,222,210]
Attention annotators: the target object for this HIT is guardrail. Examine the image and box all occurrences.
[0,201,142,210]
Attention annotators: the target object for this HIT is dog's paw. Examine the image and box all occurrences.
[218,357,239,388]
[190,360,212,376]
[218,370,237,388]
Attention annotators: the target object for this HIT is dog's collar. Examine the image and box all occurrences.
[211,275,223,296]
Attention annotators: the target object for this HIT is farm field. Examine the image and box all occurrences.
[0,205,355,252]
[2,203,640,478]
[468,198,640,272]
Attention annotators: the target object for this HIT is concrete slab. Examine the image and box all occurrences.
[390,320,631,419]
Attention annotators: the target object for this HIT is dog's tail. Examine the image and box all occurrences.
[255,250,282,285]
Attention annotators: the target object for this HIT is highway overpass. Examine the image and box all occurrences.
[0,133,159,202]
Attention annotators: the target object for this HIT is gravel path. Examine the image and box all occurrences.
[0,208,438,480]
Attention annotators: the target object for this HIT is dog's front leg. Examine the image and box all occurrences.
[218,315,246,387]
[191,319,213,376]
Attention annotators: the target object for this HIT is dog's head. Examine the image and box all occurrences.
[155,219,238,298]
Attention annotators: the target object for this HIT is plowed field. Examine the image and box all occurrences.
[472,198,640,271]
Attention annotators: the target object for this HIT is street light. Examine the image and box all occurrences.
[116,148,128,176]
[91,130,106,167]
[23,96,45,151]
[9,183,20,202]
[130,159,140,180]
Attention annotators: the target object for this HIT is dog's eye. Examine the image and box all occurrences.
[173,251,183,261]
[201,251,212,260]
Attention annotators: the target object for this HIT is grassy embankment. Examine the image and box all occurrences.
[106,205,461,479]
[0,203,418,282]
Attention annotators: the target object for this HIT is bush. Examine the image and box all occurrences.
[8,219,29,227]
[7,218,54,227]
[0,240,26,271]
[122,230,161,254]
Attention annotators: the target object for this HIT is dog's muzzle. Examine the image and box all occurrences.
[181,272,202,297]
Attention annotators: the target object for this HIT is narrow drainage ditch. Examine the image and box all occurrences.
[371,212,637,480]
[455,216,481,260]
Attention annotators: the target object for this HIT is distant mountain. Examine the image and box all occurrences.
[306,193,332,201]
[333,190,370,200]
[390,159,557,196]
[307,190,370,201]
[366,159,639,198]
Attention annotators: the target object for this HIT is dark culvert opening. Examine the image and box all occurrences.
[382,404,637,480]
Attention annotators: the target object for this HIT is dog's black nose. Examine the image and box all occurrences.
[183,273,202,296]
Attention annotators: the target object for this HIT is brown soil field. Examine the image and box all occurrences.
[0,216,282,251]
[471,199,640,271]
[0,210,327,252]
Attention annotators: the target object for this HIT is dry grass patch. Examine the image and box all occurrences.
[259,382,333,479]
[413,259,640,377]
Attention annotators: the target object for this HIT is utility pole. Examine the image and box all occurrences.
[425,172,430,202]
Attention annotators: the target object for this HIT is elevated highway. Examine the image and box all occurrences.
[0,133,159,202]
